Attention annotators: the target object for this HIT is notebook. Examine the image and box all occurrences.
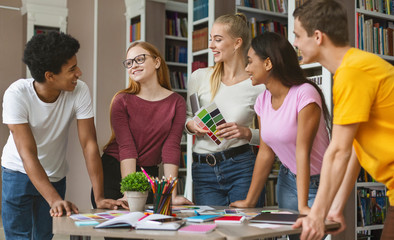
[94,212,184,230]
[178,224,217,233]
[184,215,221,223]
[249,213,306,225]
[214,215,245,223]
[190,93,200,115]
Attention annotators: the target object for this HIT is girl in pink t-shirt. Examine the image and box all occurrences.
[230,32,331,215]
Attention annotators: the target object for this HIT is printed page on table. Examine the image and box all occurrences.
[193,102,226,145]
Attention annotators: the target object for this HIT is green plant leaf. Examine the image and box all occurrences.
[120,172,151,193]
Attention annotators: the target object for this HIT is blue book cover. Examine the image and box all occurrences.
[185,215,221,223]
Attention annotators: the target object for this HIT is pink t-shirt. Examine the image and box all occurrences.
[254,83,329,175]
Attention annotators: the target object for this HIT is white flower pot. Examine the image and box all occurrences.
[125,191,148,212]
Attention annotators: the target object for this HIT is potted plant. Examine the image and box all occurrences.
[120,172,151,212]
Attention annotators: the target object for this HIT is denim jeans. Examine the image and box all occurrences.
[192,149,265,206]
[276,164,320,240]
[2,167,66,240]
[276,164,319,211]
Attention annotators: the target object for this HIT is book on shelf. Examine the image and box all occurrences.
[191,61,208,72]
[166,11,188,38]
[192,27,208,52]
[166,45,187,63]
[357,187,388,227]
[357,13,394,56]
[169,71,187,90]
[130,17,141,43]
[95,212,184,230]
[357,0,394,15]
[34,25,60,35]
[248,17,288,39]
[193,0,208,21]
[237,0,288,13]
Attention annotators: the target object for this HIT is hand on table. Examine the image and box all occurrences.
[50,200,79,217]
[229,199,255,208]
[292,215,325,240]
[172,195,194,205]
[96,198,129,210]
[326,210,346,235]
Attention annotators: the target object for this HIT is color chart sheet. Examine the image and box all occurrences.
[193,102,226,145]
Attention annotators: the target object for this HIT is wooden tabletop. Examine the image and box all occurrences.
[53,208,340,240]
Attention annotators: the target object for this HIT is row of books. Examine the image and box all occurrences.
[193,0,208,21]
[170,71,187,90]
[130,21,141,42]
[237,0,288,14]
[249,17,288,38]
[357,13,394,56]
[166,11,188,38]
[191,61,208,72]
[166,45,187,63]
[357,187,388,226]
[34,26,59,35]
[307,75,323,87]
[358,167,376,182]
[192,27,208,52]
[295,0,307,8]
[357,0,394,15]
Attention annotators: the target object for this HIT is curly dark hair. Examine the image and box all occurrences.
[23,32,80,83]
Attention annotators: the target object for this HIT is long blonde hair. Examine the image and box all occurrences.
[210,13,250,100]
[103,41,171,150]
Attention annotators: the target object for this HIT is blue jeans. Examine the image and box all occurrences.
[276,164,320,211]
[192,149,265,206]
[2,167,66,240]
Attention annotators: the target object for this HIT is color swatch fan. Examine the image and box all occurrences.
[193,102,226,145]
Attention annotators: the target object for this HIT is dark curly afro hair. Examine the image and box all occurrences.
[23,32,80,83]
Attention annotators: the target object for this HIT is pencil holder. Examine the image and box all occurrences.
[153,192,172,216]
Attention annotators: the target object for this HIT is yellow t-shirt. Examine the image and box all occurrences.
[333,48,394,206]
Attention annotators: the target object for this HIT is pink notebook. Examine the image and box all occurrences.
[214,216,245,223]
[178,224,217,233]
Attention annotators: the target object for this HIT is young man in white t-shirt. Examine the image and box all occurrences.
[1,32,126,240]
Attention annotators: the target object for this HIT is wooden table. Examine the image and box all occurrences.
[53,208,340,240]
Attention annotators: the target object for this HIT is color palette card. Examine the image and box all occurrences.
[193,102,226,145]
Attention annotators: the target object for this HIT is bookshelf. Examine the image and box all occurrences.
[355,169,388,240]
[21,0,67,78]
[165,1,188,93]
[354,1,394,62]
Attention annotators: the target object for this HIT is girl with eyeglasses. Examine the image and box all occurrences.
[91,42,193,216]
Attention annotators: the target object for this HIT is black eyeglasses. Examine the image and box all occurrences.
[122,54,154,69]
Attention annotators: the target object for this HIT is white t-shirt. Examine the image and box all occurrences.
[2,79,94,182]
[186,67,265,154]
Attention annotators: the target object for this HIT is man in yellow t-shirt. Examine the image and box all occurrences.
[292,0,394,240]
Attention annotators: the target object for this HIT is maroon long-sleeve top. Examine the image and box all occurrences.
[104,92,186,166]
